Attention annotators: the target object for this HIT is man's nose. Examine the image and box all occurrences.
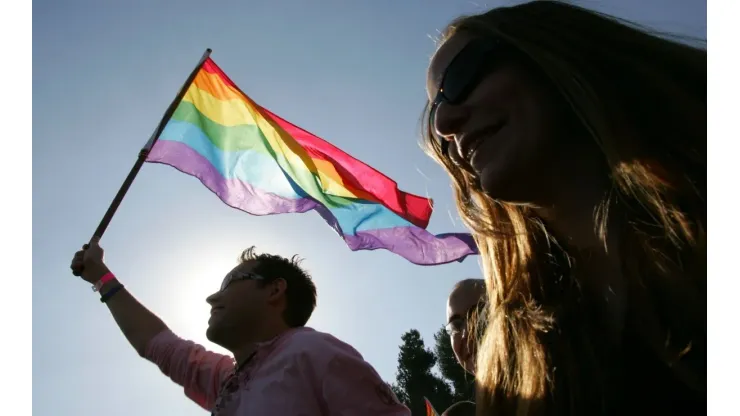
[205,291,221,305]
[461,327,476,350]
[460,328,469,342]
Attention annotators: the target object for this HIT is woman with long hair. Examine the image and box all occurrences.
[423,1,705,414]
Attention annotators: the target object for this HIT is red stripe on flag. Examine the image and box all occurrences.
[261,107,433,229]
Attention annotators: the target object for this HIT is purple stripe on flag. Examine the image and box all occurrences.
[147,139,316,216]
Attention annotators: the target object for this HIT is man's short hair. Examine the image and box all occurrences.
[240,247,317,327]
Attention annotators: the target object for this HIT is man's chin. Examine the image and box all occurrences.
[205,324,223,344]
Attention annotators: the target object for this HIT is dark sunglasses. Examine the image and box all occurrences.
[429,38,509,154]
[220,271,266,291]
[445,300,488,337]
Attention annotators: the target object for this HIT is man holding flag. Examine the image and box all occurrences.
[70,239,410,415]
[65,49,475,415]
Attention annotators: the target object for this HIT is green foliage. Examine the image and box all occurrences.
[390,329,454,415]
[390,327,477,414]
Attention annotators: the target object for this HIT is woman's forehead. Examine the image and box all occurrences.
[426,32,476,93]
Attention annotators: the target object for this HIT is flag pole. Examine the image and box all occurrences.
[74,48,212,275]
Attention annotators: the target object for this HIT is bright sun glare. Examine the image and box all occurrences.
[166,244,236,350]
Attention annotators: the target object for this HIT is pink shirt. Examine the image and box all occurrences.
[144,327,410,416]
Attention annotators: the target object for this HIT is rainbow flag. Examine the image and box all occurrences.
[145,57,478,265]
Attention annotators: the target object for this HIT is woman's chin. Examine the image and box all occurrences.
[479,166,542,206]
[478,169,518,203]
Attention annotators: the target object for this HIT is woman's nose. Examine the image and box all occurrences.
[434,101,469,141]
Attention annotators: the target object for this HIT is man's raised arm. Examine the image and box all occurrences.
[70,239,232,410]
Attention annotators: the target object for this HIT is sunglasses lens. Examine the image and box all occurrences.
[442,40,498,104]
[220,272,259,291]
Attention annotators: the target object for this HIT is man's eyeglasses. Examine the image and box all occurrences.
[220,271,266,291]
[445,300,487,337]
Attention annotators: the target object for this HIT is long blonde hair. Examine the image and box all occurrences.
[422,1,706,414]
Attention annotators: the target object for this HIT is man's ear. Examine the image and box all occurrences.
[267,278,287,302]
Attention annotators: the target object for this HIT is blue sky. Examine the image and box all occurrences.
[33,1,705,414]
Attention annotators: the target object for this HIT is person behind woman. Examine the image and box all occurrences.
[422,1,705,414]
[442,279,486,415]
[446,278,487,375]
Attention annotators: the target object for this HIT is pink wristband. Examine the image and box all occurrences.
[92,272,115,292]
